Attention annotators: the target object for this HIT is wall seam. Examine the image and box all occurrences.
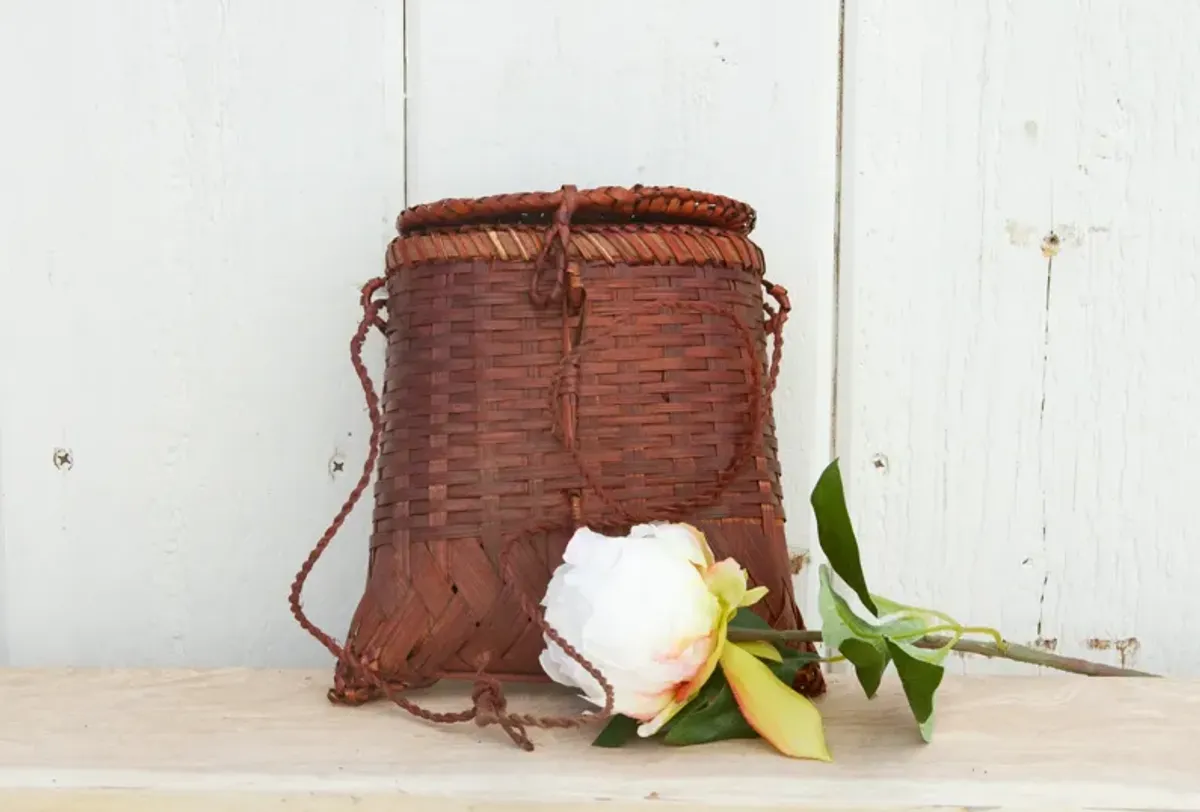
[828,0,847,464]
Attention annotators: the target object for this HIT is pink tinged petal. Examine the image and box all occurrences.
[634,674,711,739]
[718,641,832,761]
[620,686,678,721]
[637,619,728,739]
[674,588,723,643]
[733,640,782,663]
[569,661,669,717]
[647,638,710,676]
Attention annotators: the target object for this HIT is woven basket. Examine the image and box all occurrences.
[291,184,826,745]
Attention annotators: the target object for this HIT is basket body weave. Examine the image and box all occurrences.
[298,185,825,707]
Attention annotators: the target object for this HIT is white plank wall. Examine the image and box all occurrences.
[0,1,841,666]
[836,0,1200,676]
[2,0,1197,677]
[0,1,405,666]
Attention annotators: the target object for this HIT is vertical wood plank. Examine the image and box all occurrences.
[405,0,843,619]
[1035,2,1200,676]
[0,1,405,666]
[838,0,1200,675]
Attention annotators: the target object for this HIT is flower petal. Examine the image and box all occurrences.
[682,523,717,568]
[637,618,728,738]
[619,686,680,721]
[739,585,769,607]
[718,641,832,761]
[631,522,715,567]
[733,640,782,663]
[704,558,749,611]
[560,527,628,572]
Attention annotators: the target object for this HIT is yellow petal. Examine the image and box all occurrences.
[739,585,769,607]
[718,641,832,761]
[638,618,728,738]
[704,558,749,611]
[733,640,782,663]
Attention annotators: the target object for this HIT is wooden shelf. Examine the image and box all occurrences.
[0,668,1196,810]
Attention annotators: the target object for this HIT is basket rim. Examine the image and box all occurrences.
[396,184,757,236]
[385,221,766,274]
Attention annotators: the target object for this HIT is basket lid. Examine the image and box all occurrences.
[396,184,756,236]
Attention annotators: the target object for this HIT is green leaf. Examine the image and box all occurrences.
[806,464,956,735]
[810,459,878,616]
[871,594,925,619]
[817,565,889,645]
[771,656,807,686]
[818,566,891,698]
[839,638,891,699]
[777,646,822,664]
[885,639,945,743]
[870,595,960,666]
[871,595,946,639]
[591,714,640,748]
[729,606,773,631]
[662,680,759,746]
[894,637,956,666]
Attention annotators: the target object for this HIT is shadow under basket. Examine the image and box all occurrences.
[290,184,826,747]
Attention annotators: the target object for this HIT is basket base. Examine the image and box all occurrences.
[330,517,826,706]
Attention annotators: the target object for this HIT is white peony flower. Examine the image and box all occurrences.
[538,521,768,737]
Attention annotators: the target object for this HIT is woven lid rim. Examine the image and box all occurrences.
[396,184,757,236]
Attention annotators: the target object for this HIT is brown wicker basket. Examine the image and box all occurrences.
[290,184,825,748]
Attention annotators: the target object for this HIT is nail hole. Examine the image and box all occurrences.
[52,448,73,471]
[1041,231,1062,258]
[870,453,889,473]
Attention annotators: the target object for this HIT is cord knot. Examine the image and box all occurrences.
[471,678,507,726]
[471,676,533,751]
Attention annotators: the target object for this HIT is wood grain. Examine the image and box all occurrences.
[836,0,1200,676]
[0,669,1196,810]
[0,1,405,668]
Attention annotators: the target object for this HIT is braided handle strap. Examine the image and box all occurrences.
[549,279,791,525]
[289,276,614,751]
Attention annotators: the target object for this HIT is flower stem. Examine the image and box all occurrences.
[724,628,1159,678]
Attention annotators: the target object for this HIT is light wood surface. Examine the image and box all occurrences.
[0,669,1196,810]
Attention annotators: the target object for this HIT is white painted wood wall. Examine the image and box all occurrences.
[0,1,1193,677]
